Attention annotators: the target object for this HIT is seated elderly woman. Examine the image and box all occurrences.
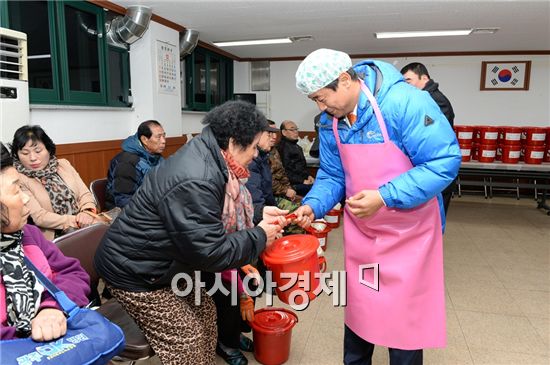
[11,125,99,240]
[0,142,90,341]
[94,101,292,365]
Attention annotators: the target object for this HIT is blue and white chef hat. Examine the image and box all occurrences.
[295,48,352,95]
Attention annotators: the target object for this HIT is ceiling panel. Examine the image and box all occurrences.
[116,0,550,58]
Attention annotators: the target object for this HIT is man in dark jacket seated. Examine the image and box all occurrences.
[277,120,315,196]
[246,123,279,225]
[105,120,165,209]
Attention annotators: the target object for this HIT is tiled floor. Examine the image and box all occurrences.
[143,195,550,365]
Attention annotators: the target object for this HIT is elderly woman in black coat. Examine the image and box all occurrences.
[94,101,289,365]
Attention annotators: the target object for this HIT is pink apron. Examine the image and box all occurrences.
[334,82,446,350]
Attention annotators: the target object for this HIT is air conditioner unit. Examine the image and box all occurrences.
[1,27,29,143]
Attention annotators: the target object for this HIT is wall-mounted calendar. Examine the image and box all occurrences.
[156,40,178,95]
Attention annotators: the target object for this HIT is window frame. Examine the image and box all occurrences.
[184,46,233,111]
[56,0,107,105]
[3,0,130,107]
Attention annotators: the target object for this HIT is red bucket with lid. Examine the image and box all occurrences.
[324,209,340,228]
[476,126,499,145]
[523,145,545,164]
[261,234,324,305]
[305,220,331,251]
[521,127,547,146]
[250,308,298,365]
[459,143,472,162]
[546,127,550,145]
[455,125,475,144]
[478,144,497,163]
[498,127,522,145]
[498,144,522,164]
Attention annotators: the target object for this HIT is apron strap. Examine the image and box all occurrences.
[332,80,390,144]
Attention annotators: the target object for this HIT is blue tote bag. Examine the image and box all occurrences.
[1,258,125,365]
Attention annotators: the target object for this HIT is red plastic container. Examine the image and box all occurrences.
[498,126,522,146]
[305,220,331,251]
[261,234,324,305]
[324,209,340,228]
[250,308,298,365]
[478,144,497,163]
[455,125,475,144]
[460,143,472,162]
[523,145,545,164]
[521,127,547,146]
[546,127,550,145]
[498,144,522,164]
[476,126,499,145]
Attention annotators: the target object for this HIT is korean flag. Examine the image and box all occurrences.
[484,62,529,89]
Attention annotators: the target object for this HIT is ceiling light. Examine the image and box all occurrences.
[374,29,473,39]
[289,35,314,42]
[471,28,500,34]
[213,38,292,47]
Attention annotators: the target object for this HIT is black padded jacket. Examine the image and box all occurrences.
[94,126,267,291]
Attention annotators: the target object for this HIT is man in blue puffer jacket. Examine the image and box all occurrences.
[105,120,165,209]
[293,49,461,365]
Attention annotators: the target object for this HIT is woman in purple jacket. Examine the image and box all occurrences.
[0,142,90,341]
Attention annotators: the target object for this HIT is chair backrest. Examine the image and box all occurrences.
[53,223,109,293]
[53,223,154,360]
[90,178,108,212]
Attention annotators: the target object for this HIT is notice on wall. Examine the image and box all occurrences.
[156,40,178,95]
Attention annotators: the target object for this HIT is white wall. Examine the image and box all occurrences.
[234,54,550,131]
[28,21,182,144]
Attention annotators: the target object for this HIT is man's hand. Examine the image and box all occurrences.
[31,308,67,342]
[292,205,314,228]
[306,176,315,184]
[345,190,385,218]
[285,188,297,200]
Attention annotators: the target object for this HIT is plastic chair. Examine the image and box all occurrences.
[90,178,108,212]
[54,224,155,363]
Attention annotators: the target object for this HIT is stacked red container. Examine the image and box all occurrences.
[456,125,548,164]
[521,126,547,164]
[499,126,523,145]
[497,126,524,164]
[476,126,499,162]
[454,125,474,162]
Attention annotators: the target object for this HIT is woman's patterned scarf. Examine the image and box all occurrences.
[15,156,79,216]
[0,231,43,336]
[220,150,254,233]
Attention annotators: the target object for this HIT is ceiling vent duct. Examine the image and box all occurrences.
[106,5,153,48]
[180,29,200,58]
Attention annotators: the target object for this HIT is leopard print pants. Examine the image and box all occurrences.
[108,284,217,365]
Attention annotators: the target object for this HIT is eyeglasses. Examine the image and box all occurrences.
[284,128,299,132]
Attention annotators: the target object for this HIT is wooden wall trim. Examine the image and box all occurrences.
[197,41,240,61]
